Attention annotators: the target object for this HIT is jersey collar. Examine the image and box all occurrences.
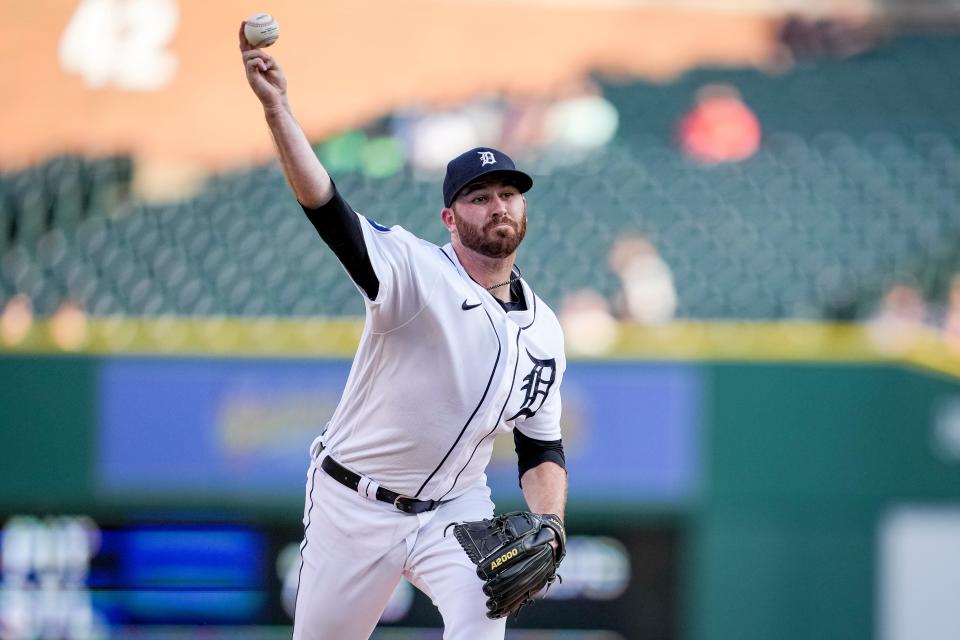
[440,244,537,329]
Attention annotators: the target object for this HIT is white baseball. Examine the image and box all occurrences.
[244,13,280,48]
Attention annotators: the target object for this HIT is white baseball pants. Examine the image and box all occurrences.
[292,453,507,640]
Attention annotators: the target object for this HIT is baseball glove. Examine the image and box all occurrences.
[447,511,566,619]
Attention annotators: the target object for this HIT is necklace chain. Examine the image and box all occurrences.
[485,267,523,291]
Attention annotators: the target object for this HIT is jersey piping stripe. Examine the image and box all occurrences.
[439,326,523,501]
[294,464,319,619]
[413,309,502,499]
[438,247,523,304]
[517,286,537,329]
[438,247,457,268]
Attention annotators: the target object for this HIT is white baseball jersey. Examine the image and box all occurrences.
[320,214,566,501]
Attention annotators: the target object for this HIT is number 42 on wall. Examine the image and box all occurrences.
[58,0,179,91]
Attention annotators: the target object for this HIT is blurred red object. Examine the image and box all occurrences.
[678,84,761,164]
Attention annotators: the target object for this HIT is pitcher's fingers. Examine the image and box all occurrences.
[238,21,254,52]
[250,50,275,65]
[242,50,272,63]
[246,58,268,74]
[243,53,268,72]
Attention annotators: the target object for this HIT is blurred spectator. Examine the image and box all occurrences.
[778,14,882,62]
[608,234,677,325]
[50,300,88,351]
[677,84,761,164]
[538,78,619,157]
[867,283,928,354]
[560,288,618,356]
[393,77,619,173]
[1,294,33,347]
[395,103,491,173]
[499,94,550,151]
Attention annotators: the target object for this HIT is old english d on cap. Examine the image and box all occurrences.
[443,147,534,207]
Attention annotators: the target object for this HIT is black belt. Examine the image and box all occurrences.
[320,455,447,515]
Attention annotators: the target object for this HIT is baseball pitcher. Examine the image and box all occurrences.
[239,22,568,640]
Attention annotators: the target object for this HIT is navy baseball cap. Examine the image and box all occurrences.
[442,147,533,207]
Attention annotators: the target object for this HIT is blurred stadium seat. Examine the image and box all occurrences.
[1,36,959,323]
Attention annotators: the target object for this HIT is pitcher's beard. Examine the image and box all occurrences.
[454,213,527,259]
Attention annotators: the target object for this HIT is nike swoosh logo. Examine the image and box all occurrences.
[462,300,482,310]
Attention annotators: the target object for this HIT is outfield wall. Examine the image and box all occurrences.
[2,324,959,638]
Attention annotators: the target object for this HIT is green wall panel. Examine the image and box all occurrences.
[0,356,95,508]
[693,507,875,640]
[690,363,960,640]
[706,364,960,503]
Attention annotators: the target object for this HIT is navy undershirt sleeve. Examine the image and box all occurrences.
[300,186,379,301]
[514,429,566,487]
